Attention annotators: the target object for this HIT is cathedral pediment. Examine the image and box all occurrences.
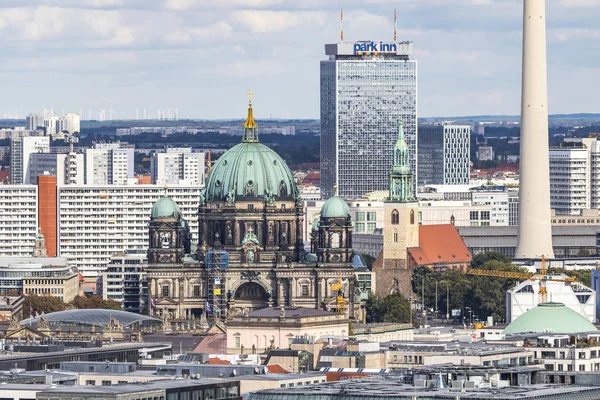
[156,298,178,306]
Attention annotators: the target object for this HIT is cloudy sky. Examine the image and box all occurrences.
[0,0,598,119]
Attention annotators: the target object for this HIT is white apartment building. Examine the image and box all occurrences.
[549,147,588,215]
[58,185,201,279]
[98,252,148,313]
[418,124,471,185]
[44,116,59,136]
[58,113,81,134]
[10,136,50,184]
[85,143,134,185]
[0,128,43,140]
[28,152,85,185]
[477,146,494,161]
[0,185,38,257]
[471,191,509,226]
[26,114,44,130]
[150,148,205,185]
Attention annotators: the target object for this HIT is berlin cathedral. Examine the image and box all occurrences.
[146,97,357,321]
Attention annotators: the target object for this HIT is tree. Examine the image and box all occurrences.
[71,295,121,310]
[470,251,512,269]
[548,267,592,287]
[24,295,67,318]
[366,293,416,326]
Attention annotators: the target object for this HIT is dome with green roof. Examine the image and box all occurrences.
[503,303,597,335]
[320,193,350,219]
[151,195,181,219]
[204,100,298,202]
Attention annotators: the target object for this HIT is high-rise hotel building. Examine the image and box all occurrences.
[320,41,417,200]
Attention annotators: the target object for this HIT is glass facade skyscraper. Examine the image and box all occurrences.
[320,41,417,200]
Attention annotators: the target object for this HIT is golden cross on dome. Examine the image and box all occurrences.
[247,91,254,106]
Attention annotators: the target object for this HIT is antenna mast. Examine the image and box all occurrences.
[394,8,397,42]
[340,9,344,42]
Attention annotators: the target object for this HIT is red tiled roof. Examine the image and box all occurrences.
[325,372,368,381]
[266,364,290,374]
[208,357,230,365]
[302,172,320,185]
[194,334,227,354]
[408,224,472,266]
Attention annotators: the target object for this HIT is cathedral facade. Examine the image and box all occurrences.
[146,98,356,321]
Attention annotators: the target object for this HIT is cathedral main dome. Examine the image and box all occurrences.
[205,99,298,202]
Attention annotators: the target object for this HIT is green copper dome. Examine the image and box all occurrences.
[151,196,181,219]
[205,101,298,202]
[503,303,597,335]
[321,195,350,218]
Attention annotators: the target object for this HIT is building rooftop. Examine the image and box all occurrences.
[248,307,338,319]
[22,309,160,328]
[408,224,472,266]
[503,302,598,335]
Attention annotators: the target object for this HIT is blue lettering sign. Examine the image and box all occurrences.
[354,42,397,55]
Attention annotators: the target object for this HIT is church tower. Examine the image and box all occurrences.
[376,120,420,295]
[315,187,354,264]
[33,227,48,257]
[147,191,188,264]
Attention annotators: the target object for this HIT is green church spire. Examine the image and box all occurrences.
[389,118,414,202]
[242,91,259,143]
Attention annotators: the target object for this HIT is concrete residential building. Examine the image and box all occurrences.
[85,143,134,185]
[44,117,59,136]
[28,152,84,185]
[10,136,50,184]
[151,147,205,185]
[477,146,495,161]
[320,41,417,199]
[418,124,471,185]
[0,185,38,257]
[26,114,44,130]
[58,184,201,279]
[549,147,588,215]
[58,113,81,134]
[98,251,148,313]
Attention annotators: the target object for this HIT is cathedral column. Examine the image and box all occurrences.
[290,277,296,306]
[174,278,180,301]
[277,278,284,306]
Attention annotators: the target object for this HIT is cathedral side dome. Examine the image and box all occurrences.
[321,193,350,219]
[151,195,181,219]
[204,99,298,202]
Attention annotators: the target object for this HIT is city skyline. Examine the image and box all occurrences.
[0,0,598,120]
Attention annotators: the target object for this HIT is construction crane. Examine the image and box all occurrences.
[330,275,346,314]
[468,256,576,304]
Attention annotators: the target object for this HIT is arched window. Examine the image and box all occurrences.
[331,232,340,249]
[391,210,399,225]
[161,284,170,298]
[410,210,415,225]
[393,229,399,243]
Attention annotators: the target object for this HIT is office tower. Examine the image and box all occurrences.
[418,124,471,186]
[28,152,84,185]
[0,185,38,257]
[85,143,134,185]
[151,148,205,185]
[320,40,417,200]
[26,114,43,130]
[10,136,50,184]
[58,113,81,134]
[515,0,554,259]
[58,185,201,279]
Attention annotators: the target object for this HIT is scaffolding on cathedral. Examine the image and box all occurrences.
[206,249,229,321]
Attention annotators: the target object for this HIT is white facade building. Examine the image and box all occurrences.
[507,277,596,323]
[150,148,205,185]
[57,185,201,279]
[0,185,38,257]
[549,147,588,215]
[10,136,50,184]
[58,113,81,134]
[418,125,471,186]
[477,146,494,161]
[85,143,134,185]
[98,251,148,313]
[44,117,59,136]
[26,114,44,130]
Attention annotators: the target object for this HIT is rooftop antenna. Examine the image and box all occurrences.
[340,9,344,42]
[394,8,397,42]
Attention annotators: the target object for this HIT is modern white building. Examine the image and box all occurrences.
[549,147,588,215]
[84,143,134,185]
[28,152,85,185]
[10,136,50,184]
[98,251,148,313]
[507,277,596,323]
[320,41,417,199]
[58,113,81,134]
[418,124,471,185]
[477,146,494,162]
[150,147,205,185]
[57,184,201,279]
[44,117,59,136]
[26,114,44,130]
[0,185,38,257]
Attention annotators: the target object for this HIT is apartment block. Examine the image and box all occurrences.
[151,148,205,185]
[0,185,38,257]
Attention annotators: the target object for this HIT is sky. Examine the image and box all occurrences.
[0,0,598,120]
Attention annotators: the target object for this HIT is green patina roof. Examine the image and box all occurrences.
[321,195,350,218]
[205,142,298,202]
[151,196,181,219]
[503,303,597,335]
